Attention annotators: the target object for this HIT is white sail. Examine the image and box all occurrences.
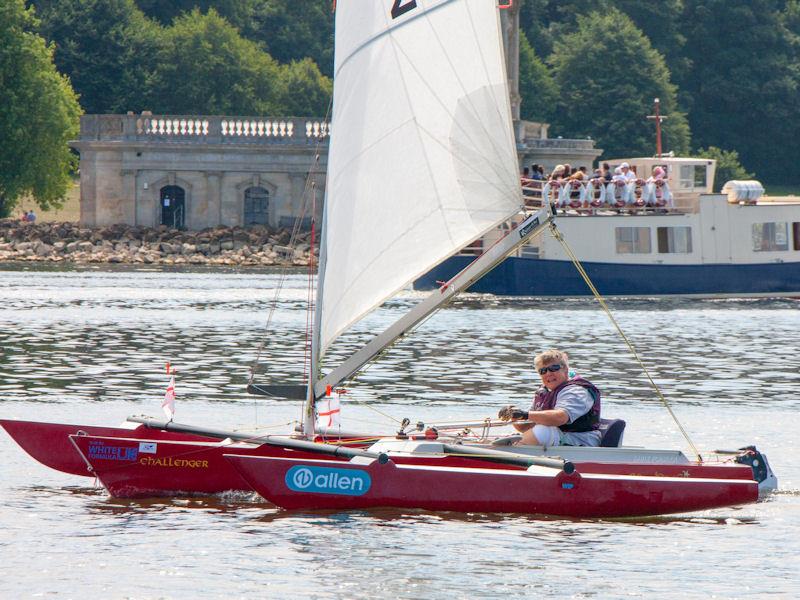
[319,0,522,355]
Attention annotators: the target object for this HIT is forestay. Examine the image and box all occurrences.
[318,0,522,356]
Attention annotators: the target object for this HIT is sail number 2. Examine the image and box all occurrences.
[391,0,418,19]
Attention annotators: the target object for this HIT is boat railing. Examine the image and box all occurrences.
[520,177,685,215]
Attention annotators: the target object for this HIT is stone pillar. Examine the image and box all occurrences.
[206,171,223,227]
[79,150,97,226]
[121,169,137,225]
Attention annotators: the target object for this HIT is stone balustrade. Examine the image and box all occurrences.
[524,138,596,150]
[79,114,331,145]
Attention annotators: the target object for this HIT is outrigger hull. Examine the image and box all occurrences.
[0,419,219,477]
[68,433,760,500]
[224,454,759,518]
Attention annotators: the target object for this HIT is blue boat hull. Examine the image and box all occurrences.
[415,256,800,297]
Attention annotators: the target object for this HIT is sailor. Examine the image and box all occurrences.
[498,349,602,447]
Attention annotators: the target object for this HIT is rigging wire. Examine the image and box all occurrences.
[547,221,704,462]
[247,103,333,392]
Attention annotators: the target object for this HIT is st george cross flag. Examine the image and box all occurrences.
[162,374,176,420]
[316,395,341,429]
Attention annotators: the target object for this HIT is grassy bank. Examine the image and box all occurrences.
[15,180,81,222]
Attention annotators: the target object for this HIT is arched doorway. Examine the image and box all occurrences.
[243,186,269,226]
[160,185,186,229]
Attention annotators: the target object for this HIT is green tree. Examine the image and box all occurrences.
[147,9,286,115]
[136,0,334,76]
[34,0,162,114]
[678,0,800,183]
[136,0,259,30]
[518,32,559,123]
[548,9,690,160]
[246,0,334,77]
[519,0,686,72]
[695,147,755,192]
[275,58,332,117]
[0,0,81,215]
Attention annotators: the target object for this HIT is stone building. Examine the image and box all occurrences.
[71,114,329,230]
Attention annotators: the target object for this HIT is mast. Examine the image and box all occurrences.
[303,186,328,437]
[313,206,552,399]
[646,98,668,157]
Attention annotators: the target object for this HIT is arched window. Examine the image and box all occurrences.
[160,185,186,229]
[244,186,270,226]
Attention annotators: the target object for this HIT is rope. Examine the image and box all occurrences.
[547,221,703,462]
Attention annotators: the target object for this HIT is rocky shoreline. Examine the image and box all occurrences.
[0,220,314,267]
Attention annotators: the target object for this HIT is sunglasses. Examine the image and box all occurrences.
[538,364,563,375]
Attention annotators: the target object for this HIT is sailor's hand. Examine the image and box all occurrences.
[498,406,514,421]
[498,406,528,421]
[510,409,529,420]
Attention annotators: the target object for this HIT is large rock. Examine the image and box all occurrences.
[0,219,312,268]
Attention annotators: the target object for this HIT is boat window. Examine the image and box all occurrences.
[679,165,706,189]
[615,227,651,254]
[752,222,789,252]
[657,226,693,253]
[793,223,800,250]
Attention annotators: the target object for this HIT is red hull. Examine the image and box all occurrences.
[0,419,217,477]
[69,433,756,499]
[224,454,759,518]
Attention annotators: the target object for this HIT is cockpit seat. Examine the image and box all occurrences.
[598,418,626,448]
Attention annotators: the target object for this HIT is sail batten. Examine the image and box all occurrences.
[320,0,520,355]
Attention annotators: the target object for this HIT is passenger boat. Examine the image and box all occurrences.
[0,0,778,517]
[415,157,800,297]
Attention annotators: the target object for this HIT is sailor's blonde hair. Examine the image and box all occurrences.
[534,349,569,370]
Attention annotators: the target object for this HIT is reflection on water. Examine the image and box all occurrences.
[0,268,799,597]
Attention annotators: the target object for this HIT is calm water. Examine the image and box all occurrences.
[1,267,798,598]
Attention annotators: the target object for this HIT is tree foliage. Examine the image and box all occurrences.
[0,0,81,215]
[695,147,755,192]
[518,33,559,123]
[275,58,332,117]
[136,0,259,30]
[146,9,330,115]
[677,0,800,183]
[34,0,162,114]
[136,0,335,76]
[548,9,690,159]
[245,0,334,77]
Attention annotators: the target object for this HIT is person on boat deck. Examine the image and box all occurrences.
[619,162,637,183]
[549,164,566,181]
[647,165,666,183]
[498,349,602,447]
